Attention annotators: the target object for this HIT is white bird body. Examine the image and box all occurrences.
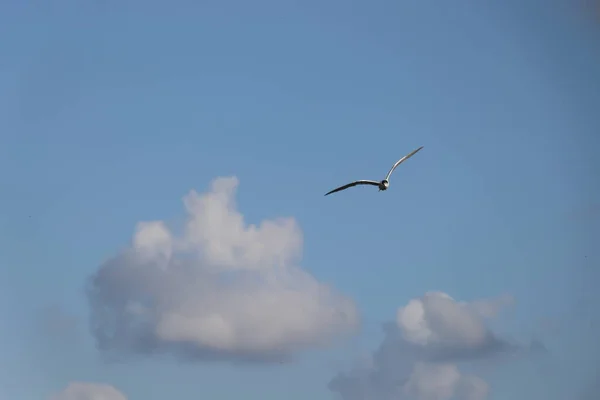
[324,146,423,196]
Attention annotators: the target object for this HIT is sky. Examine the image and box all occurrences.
[0,1,599,399]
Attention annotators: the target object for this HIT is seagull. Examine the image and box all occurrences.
[324,146,423,196]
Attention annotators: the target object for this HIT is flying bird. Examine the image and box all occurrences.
[324,146,423,196]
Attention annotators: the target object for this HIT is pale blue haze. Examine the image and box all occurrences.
[0,1,598,399]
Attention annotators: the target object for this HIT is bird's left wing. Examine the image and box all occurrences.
[384,146,424,181]
[324,180,380,196]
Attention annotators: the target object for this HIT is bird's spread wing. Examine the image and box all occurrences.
[384,146,424,181]
[324,180,380,196]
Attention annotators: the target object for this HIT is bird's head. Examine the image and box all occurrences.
[381,179,389,188]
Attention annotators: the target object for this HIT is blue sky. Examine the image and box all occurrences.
[1,1,598,399]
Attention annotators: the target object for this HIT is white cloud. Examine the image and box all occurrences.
[329,292,525,400]
[50,382,126,400]
[87,176,359,361]
[396,291,512,350]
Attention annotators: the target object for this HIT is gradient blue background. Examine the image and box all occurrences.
[1,1,598,399]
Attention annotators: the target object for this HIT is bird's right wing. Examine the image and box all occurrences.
[324,180,380,196]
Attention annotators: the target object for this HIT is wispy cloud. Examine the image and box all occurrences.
[86,176,359,363]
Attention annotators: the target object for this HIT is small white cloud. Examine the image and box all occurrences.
[396,291,510,349]
[330,291,523,400]
[87,176,359,361]
[50,382,127,400]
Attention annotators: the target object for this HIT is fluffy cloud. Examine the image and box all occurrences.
[396,292,514,361]
[86,176,359,362]
[329,292,530,400]
[50,382,126,400]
